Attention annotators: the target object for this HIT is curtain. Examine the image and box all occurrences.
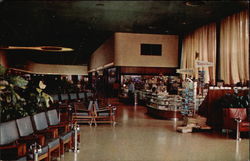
[220,10,249,85]
[181,23,216,84]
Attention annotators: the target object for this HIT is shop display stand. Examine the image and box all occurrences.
[181,79,196,117]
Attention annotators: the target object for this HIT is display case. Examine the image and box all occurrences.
[145,94,183,120]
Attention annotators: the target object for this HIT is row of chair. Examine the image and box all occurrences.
[73,100,117,126]
[51,91,93,103]
[0,109,80,161]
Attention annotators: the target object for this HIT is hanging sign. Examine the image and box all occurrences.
[176,69,194,75]
[195,60,214,68]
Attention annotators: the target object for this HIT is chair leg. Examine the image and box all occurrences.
[77,133,80,143]
[48,151,51,161]
[110,116,113,125]
[93,117,97,126]
[60,142,64,156]
[57,146,61,159]
[112,115,116,126]
[69,139,72,151]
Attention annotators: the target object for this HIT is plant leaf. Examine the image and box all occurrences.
[10,76,28,89]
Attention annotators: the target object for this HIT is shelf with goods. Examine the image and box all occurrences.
[180,81,196,116]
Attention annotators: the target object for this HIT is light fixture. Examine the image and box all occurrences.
[0,46,74,52]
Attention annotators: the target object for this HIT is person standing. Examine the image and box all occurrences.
[128,81,135,104]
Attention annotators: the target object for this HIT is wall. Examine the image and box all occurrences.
[24,62,88,75]
[0,51,88,75]
[0,51,7,67]
[89,36,115,70]
[114,32,179,68]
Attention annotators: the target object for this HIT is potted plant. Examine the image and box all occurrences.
[0,65,28,122]
[0,65,53,122]
[22,80,53,115]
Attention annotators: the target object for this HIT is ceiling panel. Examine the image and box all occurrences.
[0,0,248,65]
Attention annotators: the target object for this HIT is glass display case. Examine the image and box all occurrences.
[143,92,183,120]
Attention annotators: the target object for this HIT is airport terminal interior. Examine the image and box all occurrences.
[0,1,249,161]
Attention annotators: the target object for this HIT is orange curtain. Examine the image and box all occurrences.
[220,10,249,85]
[181,23,216,84]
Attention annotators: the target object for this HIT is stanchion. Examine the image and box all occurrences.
[73,123,80,152]
[30,142,42,161]
[134,92,138,105]
[235,118,242,141]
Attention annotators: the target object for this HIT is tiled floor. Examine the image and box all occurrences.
[62,99,249,161]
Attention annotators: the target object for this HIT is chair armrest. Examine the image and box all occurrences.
[96,109,111,112]
[18,134,45,146]
[36,128,58,138]
[76,109,91,112]
[0,143,26,157]
[60,121,71,124]
[49,124,70,132]
[0,143,19,149]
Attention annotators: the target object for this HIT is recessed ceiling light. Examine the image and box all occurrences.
[185,1,205,7]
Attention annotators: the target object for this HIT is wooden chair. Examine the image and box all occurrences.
[0,120,27,161]
[93,100,117,126]
[72,100,96,125]
[32,112,61,160]
[46,109,73,156]
[16,116,49,161]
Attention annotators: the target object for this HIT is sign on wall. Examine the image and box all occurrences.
[195,60,213,68]
[176,68,194,75]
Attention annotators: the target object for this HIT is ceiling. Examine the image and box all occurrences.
[0,0,248,65]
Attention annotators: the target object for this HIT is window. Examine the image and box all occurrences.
[141,44,162,56]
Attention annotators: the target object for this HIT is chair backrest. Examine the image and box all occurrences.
[46,109,60,126]
[52,94,59,102]
[61,94,68,101]
[78,92,85,99]
[0,120,19,145]
[94,100,99,110]
[16,116,34,137]
[32,112,49,131]
[87,92,93,98]
[88,100,94,110]
[70,93,77,100]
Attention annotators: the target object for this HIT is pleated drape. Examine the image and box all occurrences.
[220,10,249,85]
[181,23,216,84]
